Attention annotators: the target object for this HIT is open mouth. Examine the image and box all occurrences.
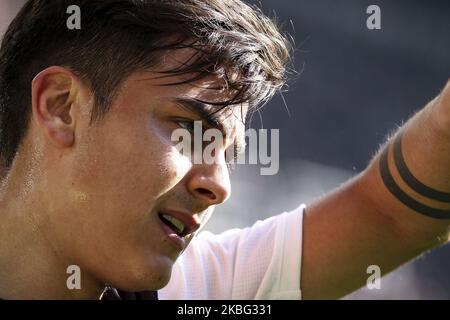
[158,212,187,237]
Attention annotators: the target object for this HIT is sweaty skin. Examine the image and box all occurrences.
[0,44,449,299]
[0,49,245,299]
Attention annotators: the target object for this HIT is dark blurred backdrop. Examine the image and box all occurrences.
[249,0,449,171]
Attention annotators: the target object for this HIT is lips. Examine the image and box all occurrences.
[158,209,201,238]
[159,213,185,235]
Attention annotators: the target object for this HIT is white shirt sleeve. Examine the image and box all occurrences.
[158,204,305,300]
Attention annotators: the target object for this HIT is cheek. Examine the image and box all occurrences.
[137,120,193,197]
[150,146,193,198]
[70,119,191,208]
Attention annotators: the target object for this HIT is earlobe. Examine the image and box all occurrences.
[31,66,78,148]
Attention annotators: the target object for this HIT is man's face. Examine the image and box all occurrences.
[43,53,247,291]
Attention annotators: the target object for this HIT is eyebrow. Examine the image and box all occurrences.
[172,97,246,154]
[172,97,229,135]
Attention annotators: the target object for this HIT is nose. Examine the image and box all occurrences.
[186,160,231,207]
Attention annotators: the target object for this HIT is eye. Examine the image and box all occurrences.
[176,120,195,134]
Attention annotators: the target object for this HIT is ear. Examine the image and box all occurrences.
[31,66,81,148]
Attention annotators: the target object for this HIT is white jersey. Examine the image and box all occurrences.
[159,204,305,300]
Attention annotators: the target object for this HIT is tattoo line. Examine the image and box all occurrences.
[393,131,450,202]
[379,135,450,219]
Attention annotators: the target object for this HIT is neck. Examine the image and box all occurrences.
[0,165,104,300]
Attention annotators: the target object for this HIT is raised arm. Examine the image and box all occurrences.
[301,80,450,299]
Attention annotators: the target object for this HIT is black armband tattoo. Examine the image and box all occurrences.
[393,131,450,202]
[379,133,450,219]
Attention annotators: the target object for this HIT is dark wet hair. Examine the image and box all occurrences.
[0,0,292,168]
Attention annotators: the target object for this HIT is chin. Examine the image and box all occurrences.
[111,254,175,292]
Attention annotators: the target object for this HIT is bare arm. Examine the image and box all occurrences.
[301,80,450,299]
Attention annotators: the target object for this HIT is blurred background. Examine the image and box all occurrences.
[1,0,449,299]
